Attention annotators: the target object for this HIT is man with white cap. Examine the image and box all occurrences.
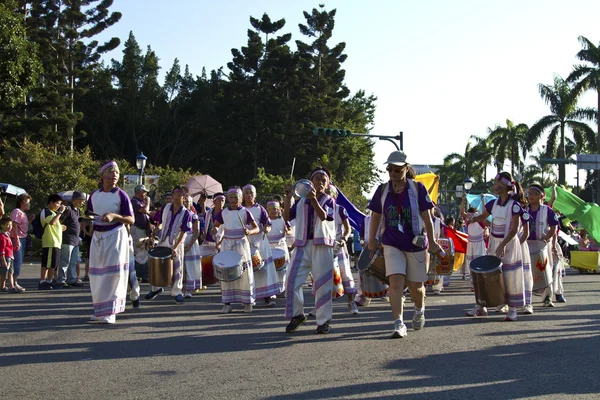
[55,191,86,288]
[367,150,443,338]
[131,184,152,281]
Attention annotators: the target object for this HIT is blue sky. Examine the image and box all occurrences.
[97,0,600,191]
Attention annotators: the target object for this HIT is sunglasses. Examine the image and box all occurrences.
[386,165,406,173]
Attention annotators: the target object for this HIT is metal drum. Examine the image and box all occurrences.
[213,250,244,282]
[470,256,505,308]
[293,179,314,198]
[357,248,388,285]
[430,238,455,275]
[148,246,173,287]
[199,245,218,285]
[528,240,553,294]
[271,248,287,271]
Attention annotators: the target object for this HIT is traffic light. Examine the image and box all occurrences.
[312,127,352,137]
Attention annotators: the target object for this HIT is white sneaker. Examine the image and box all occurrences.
[308,308,316,317]
[466,305,488,317]
[88,315,103,322]
[101,315,116,324]
[432,289,441,295]
[184,291,193,298]
[391,319,407,338]
[221,304,233,314]
[244,303,253,313]
[348,301,359,315]
[412,313,425,330]
[523,304,534,314]
[505,307,518,321]
[495,304,508,313]
[265,298,276,307]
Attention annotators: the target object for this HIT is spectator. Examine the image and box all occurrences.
[39,194,66,290]
[0,215,18,292]
[10,193,33,291]
[131,184,152,281]
[55,191,86,288]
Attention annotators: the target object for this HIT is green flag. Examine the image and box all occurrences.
[544,186,600,244]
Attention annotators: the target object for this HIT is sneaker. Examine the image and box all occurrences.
[221,304,233,314]
[38,281,53,290]
[432,289,441,295]
[14,284,26,292]
[494,304,508,313]
[88,315,103,322]
[8,287,21,293]
[285,314,307,333]
[1,287,8,292]
[505,307,518,321]
[412,313,425,330]
[101,315,116,324]
[466,305,488,317]
[391,319,408,338]
[315,321,331,334]
[144,288,163,300]
[82,276,90,282]
[243,303,253,313]
[193,288,203,294]
[132,299,141,308]
[555,294,566,303]
[523,304,534,314]
[308,308,316,317]
[383,296,390,303]
[69,281,84,287]
[265,298,276,307]
[174,294,185,304]
[543,295,555,307]
[348,301,359,315]
[184,291,193,298]
[53,282,70,289]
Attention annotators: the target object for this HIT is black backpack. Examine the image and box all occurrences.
[32,208,51,239]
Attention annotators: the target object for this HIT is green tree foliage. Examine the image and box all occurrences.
[0,0,41,109]
[487,119,529,177]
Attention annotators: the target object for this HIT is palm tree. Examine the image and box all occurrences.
[437,141,486,192]
[568,35,600,202]
[525,146,557,186]
[487,119,529,177]
[526,75,596,185]
[469,134,495,182]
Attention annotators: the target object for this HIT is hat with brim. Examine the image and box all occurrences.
[384,150,408,167]
[72,191,86,201]
[135,184,149,193]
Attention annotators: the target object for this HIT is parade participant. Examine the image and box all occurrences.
[243,184,282,307]
[546,186,566,303]
[515,190,531,314]
[524,183,558,308]
[326,185,359,314]
[284,167,337,334]
[202,192,225,246]
[426,208,445,295]
[10,193,33,292]
[368,151,441,338]
[460,201,487,296]
[467,172,526,321]
[266,200,291,295]
[86,161,134,323]
[125,225,141,308]
[212,187,259,313]
[145,186,192,304]
[131,184,152,282]
[182,195,202,297]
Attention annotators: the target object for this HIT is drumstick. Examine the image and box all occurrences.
[236,213,248,236]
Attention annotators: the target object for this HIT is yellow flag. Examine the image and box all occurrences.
[415,173,439,203]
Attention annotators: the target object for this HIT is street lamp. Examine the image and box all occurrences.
[464,178,473,193]
[136,152,147,185]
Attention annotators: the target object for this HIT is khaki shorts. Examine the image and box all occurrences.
[383,245,429,283]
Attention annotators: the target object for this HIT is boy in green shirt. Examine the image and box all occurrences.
[38,194,66,290]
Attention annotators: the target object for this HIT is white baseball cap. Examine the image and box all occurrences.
[384,151,408,166]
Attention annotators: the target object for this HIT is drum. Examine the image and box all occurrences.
[212,250,244,282]
[199,245,218,285]
[147,246,173,287]
[271,248,287,271]
[361,271,389,298]
[430,238,455,275]
[470,256,505,307]
[357,248,388,285]
[251,247,264,271]
[332,262,344,299]
[528,240,553,293]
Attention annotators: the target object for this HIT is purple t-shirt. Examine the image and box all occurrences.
[131,196,150,230]
[367,181,434,252]
[526,206,558,240]
[289,194,335,240]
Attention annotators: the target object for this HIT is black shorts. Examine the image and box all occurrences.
[41,247,60,269]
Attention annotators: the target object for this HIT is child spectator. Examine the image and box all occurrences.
[0,215,20,292]
[38,194,66,290]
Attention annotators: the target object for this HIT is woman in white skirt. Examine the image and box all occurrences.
[242,185,282,306]
[212,187,259,313]
[468,172,526,321]
[182,195,202,297]
[266,200,291,294]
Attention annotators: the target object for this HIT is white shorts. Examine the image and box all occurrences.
[383,245,429,283]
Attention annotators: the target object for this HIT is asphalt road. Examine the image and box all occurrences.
[1,260,599,400]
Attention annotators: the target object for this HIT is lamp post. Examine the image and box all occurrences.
[136,152,147,185]
[455,184,464,216]
[464,178,473,194]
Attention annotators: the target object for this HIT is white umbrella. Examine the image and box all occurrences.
[184,175,223,209]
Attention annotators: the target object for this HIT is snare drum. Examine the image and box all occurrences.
[528,240,553,293]
[251,247,264,271]
[199,245,218,286]
[357,248,388,285]
[271,248,287,271]
[213,251,244,282]
[430,238,455,275]
[470,256,506,307]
